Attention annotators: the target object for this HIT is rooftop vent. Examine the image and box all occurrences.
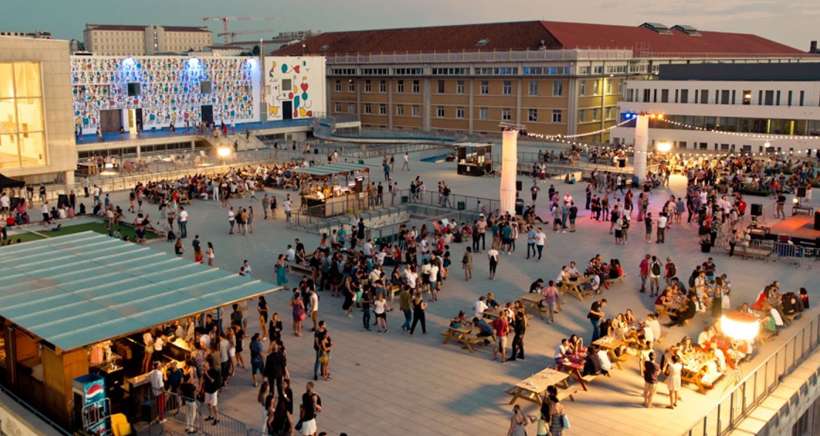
[640,22,673,35]
[476,38,490,47]
[672,24,701,36]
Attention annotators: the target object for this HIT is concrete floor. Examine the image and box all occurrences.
[95,151,818,436]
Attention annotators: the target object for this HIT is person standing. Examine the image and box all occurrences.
[542,280,560,323]
[207,242,215,267]
[180,370,197,433]
[492,311,509,363]
[587,298,606,342]
[409,294,427,335]
[250,333,265,387]
[308,288,319,332]
[401,152,410,171]
[283,196,293,223]
[487,246,499,280]
[643,351,660,408]
[299,382,322,436]
[202,359,221,425]
[399,287,412,332]
[262,194,271,220]
[530,182,540,203]
[534,227,546,260]
[462,247,473,281]
[227,207,236,234]
[264,341,288,399]
[656,213,667,243]
[644,212,653,243]
[149,361,167,423]
[666,354,682,409]
[639,254,650,293]
[649,256,662,297]
[510,309,527,361]
[312,321,327,381]
[177,206,188,239]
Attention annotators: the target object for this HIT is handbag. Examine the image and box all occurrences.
[294,419,302,431]
[561,414,570,429]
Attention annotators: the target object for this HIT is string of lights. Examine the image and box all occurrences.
[659,118,820,141]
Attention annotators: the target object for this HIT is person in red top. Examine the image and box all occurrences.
[492,315,509,363]
[639,254,650,293]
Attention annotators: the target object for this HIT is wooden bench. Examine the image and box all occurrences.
[288,263,313,276]
[441,327,495,352]
[732,244,773,260]
[386,284,401,301]
[556,383,584,402]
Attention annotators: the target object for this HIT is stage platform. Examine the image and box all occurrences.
[768,213,819,241]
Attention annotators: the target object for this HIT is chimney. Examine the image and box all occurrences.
[811,40,818,53]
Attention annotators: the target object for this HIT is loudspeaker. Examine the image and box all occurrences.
[751,203,763,217]
[797,187,806,198]
[815,210,820,231]
[516,181,522,191]
[619,159,626,168]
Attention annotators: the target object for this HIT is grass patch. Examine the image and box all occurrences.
[7,221,160,244]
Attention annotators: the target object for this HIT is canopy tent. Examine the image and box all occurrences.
[0,231,282,351]
[293,162,369,177]
[0,173,25,189]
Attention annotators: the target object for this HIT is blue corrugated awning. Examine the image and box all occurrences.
[0,232,282,351]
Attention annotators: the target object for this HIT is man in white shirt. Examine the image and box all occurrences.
[534,228,546,260]
[283,197,292,222]
[474,296,488,318]
[309,289,319,331]
[285,245,296,263]
[656,214,667,244]
[149,361,167,423]
[402,152,410,171]
[177,206,189,239]
[227,207,236,234]
[0,193,9,212]
[646,314,662,342]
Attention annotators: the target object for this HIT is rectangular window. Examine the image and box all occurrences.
[764,90,774,105]
[578,109,585,122]
[364,103,372,114]
[528,108,538,122]
[552,80,563,97]
[552,109,562,123]
[799,90,804,106]
[479,107,488,120]
[456,80,465,94]
[776,90,781,106]
[528,80,538,96]
[661,89,669,103]
[378,104,387,115]
[699,89,708,104]
[643,89,651,103]
[456,107,465,119]
[348,81,355,92]
[364,80,372,93]
[731,90,736,105]
[591,108,600,121]
[334,80,341,92]
[720,90,730,105]
[436,80,445,94]
[397,80,404,93]
[334,102,342,113]
[680,89,689,103]
[412,80,420,94]
[347,103,355,113]
[787,90,792,106]
[480,80,489,95]
[0,62,46,169]
[412,105,420,117]
[592,80,599,96]
[396,105,405,116]
[436,106,445,118]
[606,80,613,95]
[742,90,752,105]
[503,80,512,95]
[379,80,387,94]
[501,108,512,121]
[579,81,586,96]
[653,89,657,103]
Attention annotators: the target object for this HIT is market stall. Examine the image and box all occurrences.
[295,162,371,217]
[456,143,492,176]
[0,231,281,433]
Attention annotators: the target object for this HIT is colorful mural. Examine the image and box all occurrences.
[264,56,326,121]
[71,56,260,134]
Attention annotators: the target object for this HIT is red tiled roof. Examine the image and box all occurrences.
[539,21,804,57]
[275,20,805,58]
[275,21,561,56]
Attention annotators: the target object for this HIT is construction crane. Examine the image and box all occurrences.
[217,29,277,44]
[202,16,277,43]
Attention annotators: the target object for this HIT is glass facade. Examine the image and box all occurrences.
[0,62,46,169]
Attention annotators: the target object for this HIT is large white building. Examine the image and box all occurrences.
[612,63,820,154]
[83,24,213,55]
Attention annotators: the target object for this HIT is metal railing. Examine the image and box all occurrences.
[684,309,820,436]
[327,48,634,65]
[138,392,253,436]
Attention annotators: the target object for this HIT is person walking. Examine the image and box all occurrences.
[299,382,322,436]
[312,321,327,381]
[462,247,473,281]
[644,212,653,243]
[227,207,236,234]
[507,404,536,436]
[264,341,288,399]
[250,333,265,387]
[542,280,560,323]
[649,256,662,297]
[487,246,499,280]
[643,351,660,408]
[546,385,568,436]
[666,354,682,409]
[534,227,546,260]
[587,298,606,342]
[399,287,412,332]
[262,194,271,220]
[409,294,427,335]
[177,206,188,239]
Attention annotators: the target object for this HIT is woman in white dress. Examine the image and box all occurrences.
[666,354,683,408]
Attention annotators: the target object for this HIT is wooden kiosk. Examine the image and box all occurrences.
[296,162,371,217]
[0,232,280,432]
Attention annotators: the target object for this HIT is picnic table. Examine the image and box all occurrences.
[506,367,569,405]
[593,336,629,369]
[518,293,546,319]
[441,326,493,352]
[559,276,589,301]
[288,262,313,276]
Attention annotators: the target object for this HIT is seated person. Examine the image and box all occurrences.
[554,338,571,367]
[645,313,662,342]
[449,311,467,328]
[567,334,587,355]
[697,325,717,349]
[623,309,637,326]
[666,294,697,327]
[608,259,624,279]
[582,344,608,376]
[529,278,545,294]
[583,274,601,294]
[597,346,614,373]
[486,292,499,309]
[638,321,655,344]
[473,317,494,338]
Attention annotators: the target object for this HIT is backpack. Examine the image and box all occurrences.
[666,263,676,277]
[651,261,661,276]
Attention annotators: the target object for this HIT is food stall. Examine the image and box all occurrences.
[0,231,281,433]
[295,163,371,217]
[456,143,493,176]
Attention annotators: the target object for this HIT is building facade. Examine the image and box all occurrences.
[612,63,820,153]
[276,21,815,142]
[0,36,76,184]
[83,24,213,56]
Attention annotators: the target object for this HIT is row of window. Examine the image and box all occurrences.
[331,64,581,77]
[627,87,815,107]
[578,79,624,97]
[333,102,564,123]
[335,79,565,96]
[578,107,618,123]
